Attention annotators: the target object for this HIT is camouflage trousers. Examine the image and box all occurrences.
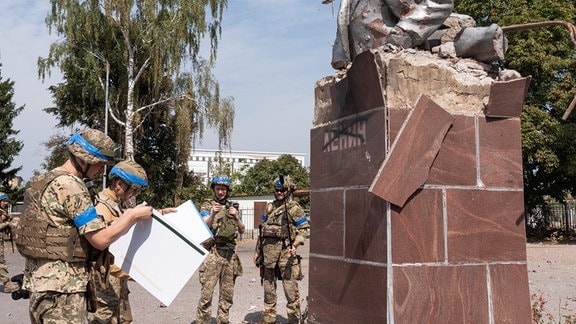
[196,248,243,324]
[261,239,301,324]
[29,291,86,324]
[0,237,9,283]
[86,273,132,324]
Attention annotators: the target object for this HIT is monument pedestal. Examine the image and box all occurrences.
[308,49,532,323]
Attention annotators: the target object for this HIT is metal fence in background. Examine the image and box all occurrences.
[526,203,576,232]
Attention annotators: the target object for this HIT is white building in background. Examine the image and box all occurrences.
[188,149,306,184]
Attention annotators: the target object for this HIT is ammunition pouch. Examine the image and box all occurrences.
[215,247,235,260]
[16,219,88,262]
[86,265,98,313]
[293,255,304,281]
[233,253,243,277]
[263,267,278,282]
[261,224,288,239]
[201,237,215,250]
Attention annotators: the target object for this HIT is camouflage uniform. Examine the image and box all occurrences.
[0,203,17,292]
[15,128,116,324]
[196,198,243,324]
[20,173,107,324]
[87,188,133,324]
[259,190,310,324]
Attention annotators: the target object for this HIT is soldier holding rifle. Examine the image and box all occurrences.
[196,175,245,324]
[253,175,310,324]
[0,192,17,293]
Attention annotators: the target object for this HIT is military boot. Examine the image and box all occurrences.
[3,281,18,293]
[260,309,276,324]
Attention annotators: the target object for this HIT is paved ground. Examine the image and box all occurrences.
[0,239,308,324]
[0,241,573,323]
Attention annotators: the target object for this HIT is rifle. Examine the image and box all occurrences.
[277,174,294,251]
[255,223,265,285]
[6,226,13,253]
[281,176,303,280]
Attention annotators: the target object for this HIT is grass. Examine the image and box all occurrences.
[532,292,576,324]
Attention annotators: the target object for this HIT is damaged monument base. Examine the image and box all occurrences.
[308,48,531,323]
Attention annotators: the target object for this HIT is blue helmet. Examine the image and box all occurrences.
[109,160,148,189]
[67,129,116,166]
[0,193,7,201]
[210,175,232,190]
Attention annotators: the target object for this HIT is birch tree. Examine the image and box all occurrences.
[38,0,233,161]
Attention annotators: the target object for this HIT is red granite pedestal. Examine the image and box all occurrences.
[308,50,532,323]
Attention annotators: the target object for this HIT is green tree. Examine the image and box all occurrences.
[234,155,310,207]
[0,63,24,195]
[455,1,576,211]
[40,134,69,173]
[38,0,234,205]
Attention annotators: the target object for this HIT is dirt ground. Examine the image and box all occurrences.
[526,243,576,321]
[0,241,573,323]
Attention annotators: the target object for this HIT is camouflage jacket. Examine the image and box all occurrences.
[22,172,106,293]
[0,207,11,237]
[200,198,239,249]
[263,199,310,245]
[93,188,130,280]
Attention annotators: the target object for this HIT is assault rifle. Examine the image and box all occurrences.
[280,174,304,280]
[255,223,265,285]
[4,226,14,253]
[279,174,294,250]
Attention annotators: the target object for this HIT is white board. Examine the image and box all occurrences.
[109,200,211,306]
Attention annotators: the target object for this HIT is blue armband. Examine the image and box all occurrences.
[294,217,308,227]
[200,211,210,217]
[74,206,98,227]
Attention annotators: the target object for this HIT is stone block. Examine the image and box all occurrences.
[308,256,387,324]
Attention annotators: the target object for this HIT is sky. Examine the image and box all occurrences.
[0,0,339,182]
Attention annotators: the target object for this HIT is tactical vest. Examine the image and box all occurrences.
[211,200,238,248]
[94,189,122,224]
[15,170,90,262]
[0,208,10,238]
[261,200,299,239]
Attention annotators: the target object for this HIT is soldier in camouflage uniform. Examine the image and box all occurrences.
[87,160,175,324]
[253,175,310,324]
[196,175,245,324]
[0,192,18,293]
[15,129,153,324]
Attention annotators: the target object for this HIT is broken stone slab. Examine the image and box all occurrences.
[314,47,523,126]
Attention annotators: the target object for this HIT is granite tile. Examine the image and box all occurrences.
[370,95,453,207]
[310,110,387,189]
[347,50,385,113]
[391,188,444,263]
[479,117,523,188]
[345,189,387,263]
[485,77,531,118]
[308,256,387,323]
[446,190,527,262]
[310,190,344,257]
[427,115,477,186]
[393,265,489,323]
[490,263,532,323]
